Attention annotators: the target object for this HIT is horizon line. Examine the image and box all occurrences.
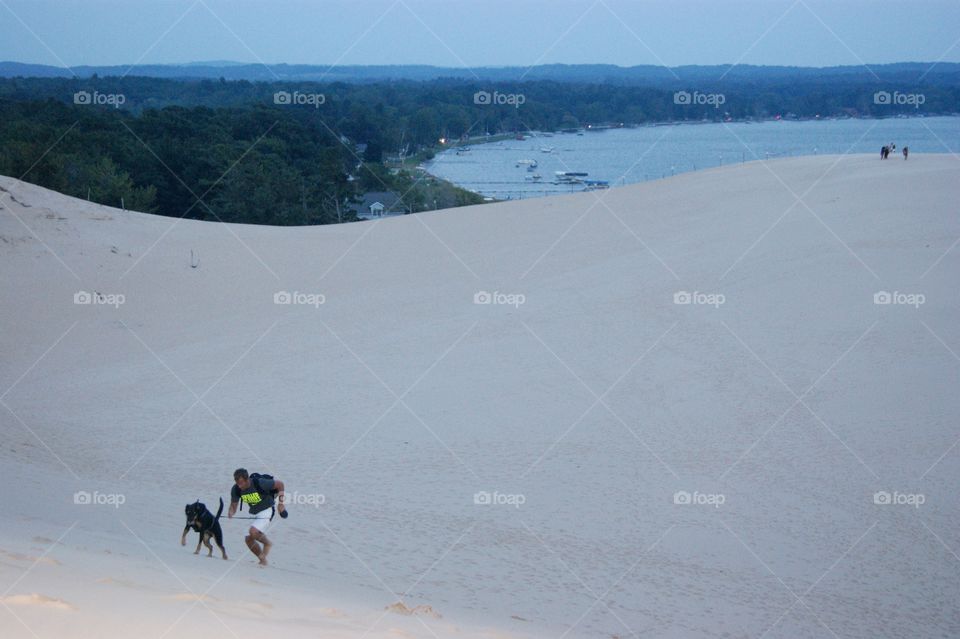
[2,59,956,71]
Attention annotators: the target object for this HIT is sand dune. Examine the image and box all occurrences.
[1,154,959,637]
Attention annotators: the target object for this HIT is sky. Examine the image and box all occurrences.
[1,0,958,69]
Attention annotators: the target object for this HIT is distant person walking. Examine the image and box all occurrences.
[881,145,889,159]
[903,146,909,160]
[229,468,286,566]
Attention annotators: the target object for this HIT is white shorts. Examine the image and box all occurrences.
[250,507,273,533]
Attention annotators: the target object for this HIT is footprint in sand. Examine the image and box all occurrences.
[1,594,75,611]
[1,550,60,565]
[385,601,442,619]
[318,607,345,618]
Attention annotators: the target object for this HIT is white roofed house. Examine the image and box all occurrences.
[353,191,408,220]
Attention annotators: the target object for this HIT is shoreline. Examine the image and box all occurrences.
[422,115,957,201]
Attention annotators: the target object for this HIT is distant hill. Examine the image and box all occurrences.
[2,60,960,85]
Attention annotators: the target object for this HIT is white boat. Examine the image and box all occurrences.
[540,146,555,153]
[554,171,588,184]
[516,159,538,168]
[583,180,610,191]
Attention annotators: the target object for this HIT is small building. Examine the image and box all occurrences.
[353,191,408,220]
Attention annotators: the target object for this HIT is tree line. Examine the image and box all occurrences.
[0,73,957,224]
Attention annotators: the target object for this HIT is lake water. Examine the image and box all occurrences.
[424,116,960,199]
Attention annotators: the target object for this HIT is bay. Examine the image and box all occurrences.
[424,116,960,200]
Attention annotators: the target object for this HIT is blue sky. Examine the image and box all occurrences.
[2,0,958,68]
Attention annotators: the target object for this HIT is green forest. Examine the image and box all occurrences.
[0,96,478,225]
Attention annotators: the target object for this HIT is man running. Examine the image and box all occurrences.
[228,468,286,566]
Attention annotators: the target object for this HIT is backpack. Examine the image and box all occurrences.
[237,473,279,512]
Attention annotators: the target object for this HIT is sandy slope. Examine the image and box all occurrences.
[1,154,959,638]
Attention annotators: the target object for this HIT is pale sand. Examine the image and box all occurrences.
[1,154,958,638]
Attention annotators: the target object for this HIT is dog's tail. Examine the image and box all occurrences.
[215,496,224,521]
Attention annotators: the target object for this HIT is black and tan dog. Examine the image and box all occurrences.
[181,497,227,559]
